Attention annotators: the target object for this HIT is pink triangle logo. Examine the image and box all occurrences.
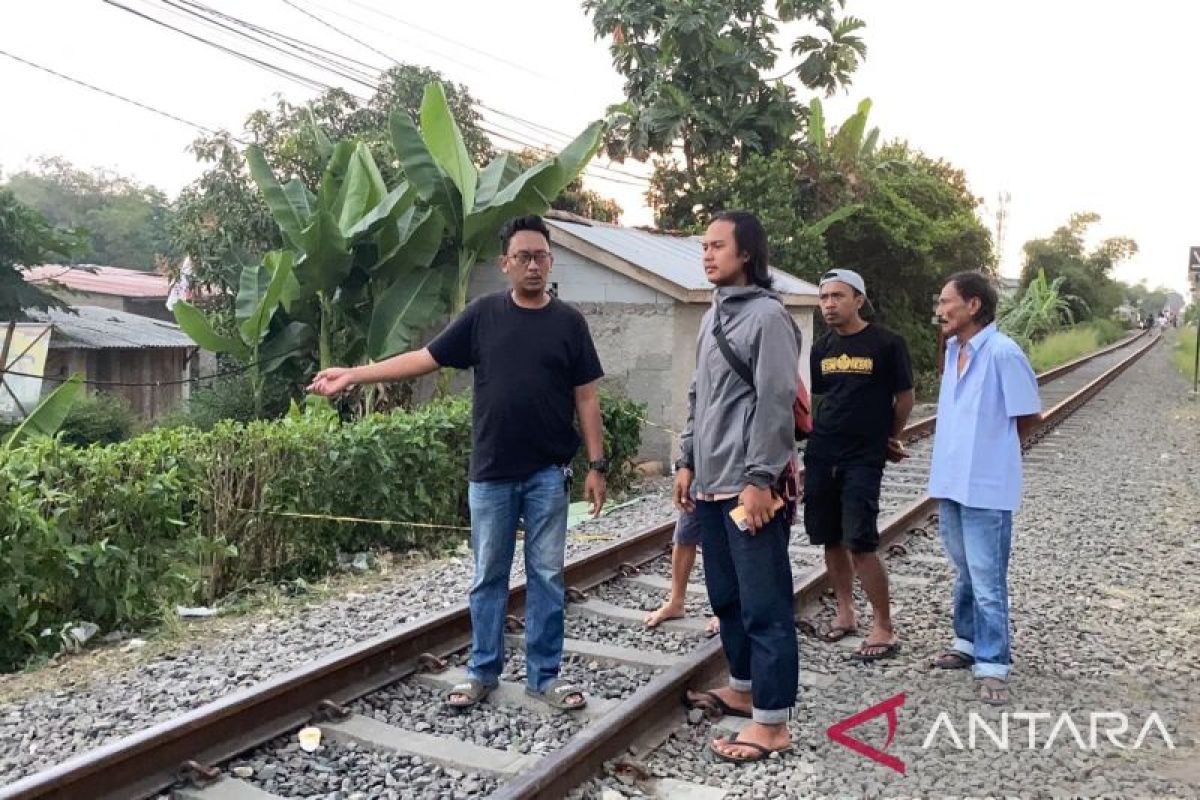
[826,692,906,774]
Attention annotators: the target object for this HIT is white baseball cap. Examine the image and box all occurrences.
[818,268,867,295]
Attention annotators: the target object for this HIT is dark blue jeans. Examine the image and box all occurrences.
[695,498,798,723]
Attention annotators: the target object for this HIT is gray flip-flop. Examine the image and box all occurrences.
[444,678,495,710]
[526,679,588,711]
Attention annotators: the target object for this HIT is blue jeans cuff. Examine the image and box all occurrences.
[953,638,975,657]
[974,663,1010,679]
[752,706,792,724]
[729,676,752,692]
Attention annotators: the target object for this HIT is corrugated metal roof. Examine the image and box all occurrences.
[546,219,818,298]
[27,306,196,350]
[25,264,171,298]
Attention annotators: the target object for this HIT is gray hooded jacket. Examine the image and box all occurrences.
[679,285,800,495]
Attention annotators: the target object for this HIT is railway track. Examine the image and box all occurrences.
[0,331,1157,800]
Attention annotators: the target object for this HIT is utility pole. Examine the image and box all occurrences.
[993,191,1011,274]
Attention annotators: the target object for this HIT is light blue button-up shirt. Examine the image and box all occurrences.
[928,323,1041,512]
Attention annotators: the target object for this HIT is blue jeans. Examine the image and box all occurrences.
[938,499,1013,679]
[695,498,798,724]
[467,465,569,692]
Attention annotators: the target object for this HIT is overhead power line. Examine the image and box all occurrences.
[272,0,650,184]
[0,48,239,141]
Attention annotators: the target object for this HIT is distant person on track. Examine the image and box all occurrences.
[673,210,800,763]
[308,214,607,713]
[804,269,914,661]
[643,510,719,636]
[928,271,1042,706]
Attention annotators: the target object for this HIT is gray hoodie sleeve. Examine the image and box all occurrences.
[678,376,696,469]
[743,304,799,487]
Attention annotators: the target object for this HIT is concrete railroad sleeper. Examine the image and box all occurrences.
[0,331,1155,800]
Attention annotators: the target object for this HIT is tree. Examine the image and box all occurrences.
[0,189,83,320]
[1019,213,1136,322]
[673,113,993,374]
[170,64,493,303]
[4,156,173,270]
[583,0,868,228]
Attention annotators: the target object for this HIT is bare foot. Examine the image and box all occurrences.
[645,602,685,627]
[710,721,790,760]
[705,616,720,636]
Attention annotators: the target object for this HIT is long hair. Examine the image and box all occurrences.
[713,210,773,290]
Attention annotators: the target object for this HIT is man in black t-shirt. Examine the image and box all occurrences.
[308,215,607,713]
[804,269,914,661]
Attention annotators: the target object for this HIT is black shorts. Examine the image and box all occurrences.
[803,461,884,553]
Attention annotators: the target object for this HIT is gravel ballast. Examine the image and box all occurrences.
[226,733,499,799]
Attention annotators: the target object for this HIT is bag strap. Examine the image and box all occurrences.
[711,298,804,391]
[711,305,756,389]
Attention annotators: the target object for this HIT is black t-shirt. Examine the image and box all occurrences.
[805,324,913,466]
[427,291,604,481]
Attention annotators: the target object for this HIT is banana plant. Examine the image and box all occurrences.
[389,82,606,314]
[245,137,448,367]
[806,97,879,163]
[172,252,310,415]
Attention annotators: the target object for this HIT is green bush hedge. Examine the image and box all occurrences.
[0,393,643,670]
[58,391,137,446]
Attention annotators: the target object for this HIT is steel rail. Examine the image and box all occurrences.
[0,330,1155,800]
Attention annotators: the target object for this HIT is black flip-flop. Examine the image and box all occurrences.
[684,689,752,719]
[932,650,974,670]
[850,641,901,662]
[709,732,790,763]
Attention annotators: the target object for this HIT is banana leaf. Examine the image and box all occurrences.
[367,267,448,360]
[173,301,249,359]
[389,109,459,231]
[420,83,477,217]
[3,375,82,450]
[236,251,294,345]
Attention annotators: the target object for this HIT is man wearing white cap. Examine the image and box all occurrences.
[804,269,914,660]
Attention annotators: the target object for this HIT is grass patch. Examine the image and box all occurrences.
[1173,327,1199,384]
[1028,321,1127,373]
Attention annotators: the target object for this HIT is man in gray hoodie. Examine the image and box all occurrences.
[674,210,800,763]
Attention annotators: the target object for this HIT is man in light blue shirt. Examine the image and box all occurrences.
[928,271,1042,706]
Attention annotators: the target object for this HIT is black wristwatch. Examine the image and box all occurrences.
[588,458,610,474]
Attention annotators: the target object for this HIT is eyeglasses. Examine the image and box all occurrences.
[507,250,553,268]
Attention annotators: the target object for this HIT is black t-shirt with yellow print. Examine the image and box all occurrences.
[805,323,913,466]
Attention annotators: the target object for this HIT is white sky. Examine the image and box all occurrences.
[1,0,1195,295]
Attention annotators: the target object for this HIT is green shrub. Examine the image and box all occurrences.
[0,393,643,670]
[1174,328,1199,383]
[1088,318,1125,346]
[1027,321,1128,373]
[570,391,645,500]
[167,371,299,431]
[58,391,136,446]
